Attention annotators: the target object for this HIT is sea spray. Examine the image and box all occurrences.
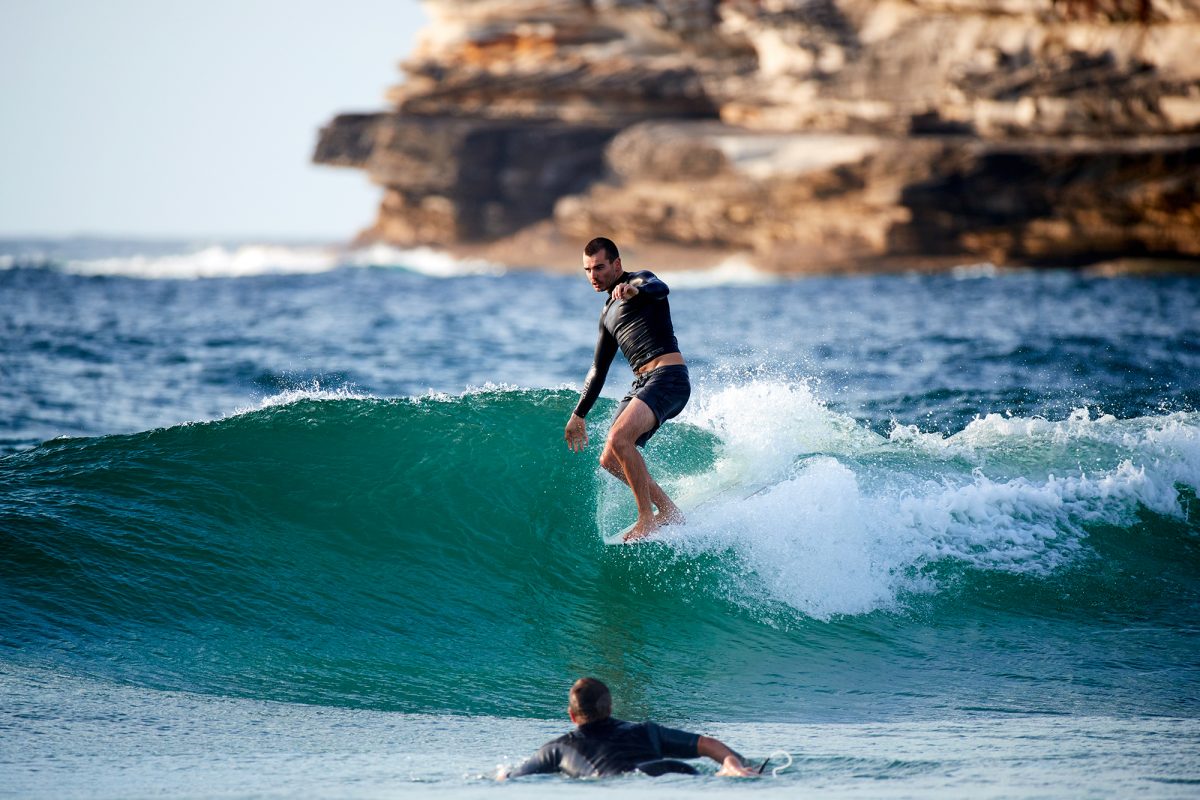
[598,381,1199,622]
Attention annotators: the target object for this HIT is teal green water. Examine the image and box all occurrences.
[4,388,1197,725]
[2,251,1199,796]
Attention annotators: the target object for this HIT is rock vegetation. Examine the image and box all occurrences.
[315,0,1200,272]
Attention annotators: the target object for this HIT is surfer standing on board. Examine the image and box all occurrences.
[564,237,690,541]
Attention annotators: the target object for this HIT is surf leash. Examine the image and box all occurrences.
[755,751,793,776]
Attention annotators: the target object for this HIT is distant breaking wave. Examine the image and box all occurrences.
[657,256,784,287]
[0,242,504,279]
[0,239,793,286]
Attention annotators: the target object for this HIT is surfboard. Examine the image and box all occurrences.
[604,521,657,546]
[602,481,773,545]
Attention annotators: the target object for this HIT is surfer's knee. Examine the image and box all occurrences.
[599,442,623,473]
[606,429,640,459]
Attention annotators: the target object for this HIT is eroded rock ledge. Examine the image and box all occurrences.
[315,0,1200,272]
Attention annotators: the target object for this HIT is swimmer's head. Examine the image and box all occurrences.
[568,677,612,724]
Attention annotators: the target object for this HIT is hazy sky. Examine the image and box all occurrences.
[0,1,427,240]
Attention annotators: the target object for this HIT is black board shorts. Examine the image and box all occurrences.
[613,364,691,447]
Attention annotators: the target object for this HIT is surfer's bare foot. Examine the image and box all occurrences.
[655,507,685,526]
[623,518,659,541]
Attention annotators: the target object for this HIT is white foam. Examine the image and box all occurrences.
[22,242,505,280]
[609,380,1200,620]
[682,458,906,619]
[228,382,374,417]
[413,382,524,404]
[951,262,1000,279]
[657,256,784,288]
[230,382,531,417]
[683,378,865,459]
[62,244,341,279]
[340,244,505,277]
[892,408,1200,495]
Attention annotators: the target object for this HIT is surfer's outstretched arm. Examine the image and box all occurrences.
[497,744,561,781]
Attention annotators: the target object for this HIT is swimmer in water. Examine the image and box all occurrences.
[563,237,690,541]
[497,677,755,780]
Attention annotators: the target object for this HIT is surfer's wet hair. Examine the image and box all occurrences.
[584,237,619,263]
[569,677,612,723]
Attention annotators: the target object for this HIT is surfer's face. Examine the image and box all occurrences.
[583,252,621,293]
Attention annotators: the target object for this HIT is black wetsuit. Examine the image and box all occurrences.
[573,270,683,425]
[507,717,701,779]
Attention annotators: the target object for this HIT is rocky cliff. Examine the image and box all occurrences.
[315,0,1200,272]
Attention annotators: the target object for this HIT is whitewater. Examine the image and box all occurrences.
[1,239,1198,797]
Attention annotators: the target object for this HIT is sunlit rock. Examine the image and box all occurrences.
[315,0,1200,271]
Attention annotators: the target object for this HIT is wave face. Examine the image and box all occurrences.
[3,386,1197,721]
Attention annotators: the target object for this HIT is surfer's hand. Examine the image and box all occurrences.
[611,283,639,301]
[564,415,588,452]
[700,736,756,777]
[716,756,756,777]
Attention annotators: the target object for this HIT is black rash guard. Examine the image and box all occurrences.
[507,717,701,779]
[572,270,680,419]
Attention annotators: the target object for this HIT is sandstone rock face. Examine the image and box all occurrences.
[317,114,617,241]
[314,0,1200,270]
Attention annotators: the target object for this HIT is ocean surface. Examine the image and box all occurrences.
[1,238,1198,798]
